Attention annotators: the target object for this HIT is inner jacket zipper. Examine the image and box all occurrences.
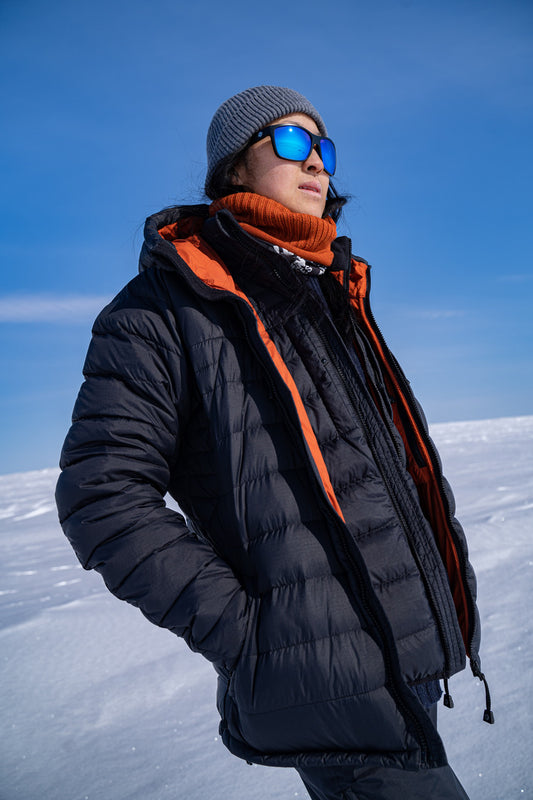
[360,273,477,659]
[354,316,460,672]
[230,298,434,768]
[359,289,494,722]
[306,299,454,673]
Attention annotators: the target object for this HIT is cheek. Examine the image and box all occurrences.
[257,163,299,197]
[243,148,298,197]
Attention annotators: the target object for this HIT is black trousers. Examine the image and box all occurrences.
[296,706,470,800]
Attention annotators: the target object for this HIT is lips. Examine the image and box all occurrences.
[298,181,322,195]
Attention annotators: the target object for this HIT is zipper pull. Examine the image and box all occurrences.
[472,661,495,724]
[443,677,454,708]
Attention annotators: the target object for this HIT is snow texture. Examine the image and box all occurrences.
[1,417,532,799]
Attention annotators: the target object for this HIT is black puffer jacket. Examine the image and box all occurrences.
[56,203,482,772]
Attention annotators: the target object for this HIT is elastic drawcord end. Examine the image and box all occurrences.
[443,678,454,709]
[472,663,495,724]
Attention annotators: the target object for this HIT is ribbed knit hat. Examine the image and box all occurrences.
[205,85,327,192]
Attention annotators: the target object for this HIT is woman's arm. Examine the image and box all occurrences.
[55,278,249,670]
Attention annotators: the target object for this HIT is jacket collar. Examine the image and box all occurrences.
[202,206,353,299]
[139,202,356,311]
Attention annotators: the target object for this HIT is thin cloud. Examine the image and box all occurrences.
[411,309,465,320]
[0,295,111,323]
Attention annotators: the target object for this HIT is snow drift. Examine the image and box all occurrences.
[1,417,531,799]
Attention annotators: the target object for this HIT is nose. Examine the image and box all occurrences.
[304,145,325,173]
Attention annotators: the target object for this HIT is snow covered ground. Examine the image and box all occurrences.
[1,416,532,800]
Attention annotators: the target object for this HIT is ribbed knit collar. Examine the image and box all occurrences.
[209,193,337,267]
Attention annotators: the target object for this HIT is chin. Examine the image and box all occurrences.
[289,202,325,218]
[302,207,326,218]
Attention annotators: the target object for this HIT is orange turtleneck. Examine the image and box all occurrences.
[209,193,337,267]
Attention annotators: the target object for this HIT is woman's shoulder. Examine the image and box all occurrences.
[89,267,189,355]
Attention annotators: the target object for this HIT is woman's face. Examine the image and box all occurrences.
[232,113,330,218]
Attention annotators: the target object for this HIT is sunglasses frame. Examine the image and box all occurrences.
[248,124,336,176]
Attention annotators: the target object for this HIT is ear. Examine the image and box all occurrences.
[230,163,244,186]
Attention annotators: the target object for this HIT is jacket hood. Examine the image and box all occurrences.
[139,204,210,274]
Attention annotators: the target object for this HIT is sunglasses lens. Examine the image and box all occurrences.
[273,126,312,162]
[271,126,337,176]
[319,138,336,176]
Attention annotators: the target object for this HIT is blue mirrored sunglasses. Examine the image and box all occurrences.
[248,124,336,176]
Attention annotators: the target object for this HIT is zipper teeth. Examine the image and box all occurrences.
[348,316,403,460]
[362,292,475,654]
[229,294,431,764]
[343,317,453,673]
[311,310,453,667]
[307,312,430,763]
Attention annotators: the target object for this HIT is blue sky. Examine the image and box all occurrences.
[1,0,532,474]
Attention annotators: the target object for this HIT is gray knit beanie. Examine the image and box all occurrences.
[205,85,327,192]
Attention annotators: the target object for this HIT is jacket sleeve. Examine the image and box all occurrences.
[55,278,249,670]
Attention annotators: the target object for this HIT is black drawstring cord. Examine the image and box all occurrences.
[478,669,495,724]
[443,678,454,708]
[443,671,494,724]
[471,662,495,724]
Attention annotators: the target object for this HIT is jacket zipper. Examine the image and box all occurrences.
[233,297,432,767]
[360,279,476,657]
[360,291,495,722]
[308,308,453,677]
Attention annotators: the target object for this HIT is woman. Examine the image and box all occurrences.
[56,86,491,799]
